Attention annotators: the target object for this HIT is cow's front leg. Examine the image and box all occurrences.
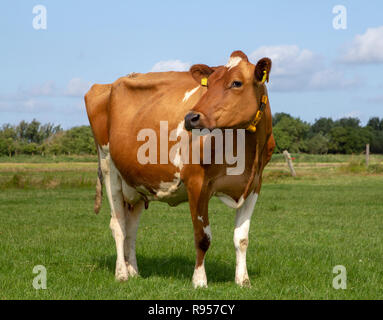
[187,180,211,288]
[233,192,258,287]
[123,200,144,276]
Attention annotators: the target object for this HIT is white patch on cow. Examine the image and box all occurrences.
[97,151,141,206]
[225,56,242,70]
[182,86,200,102]
[192,261,207,288]
[216,192,245,209]
[176,120,185,136]
[156,179,180,198]
[170,120,186,170]
[233,192,258,286]
[203,224,212,241]
[172,148,182,170]
[197,216,203,222]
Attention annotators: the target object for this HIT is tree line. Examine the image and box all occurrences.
[272,114,383,154]
[0,115,383,156]
[0,119,96,156]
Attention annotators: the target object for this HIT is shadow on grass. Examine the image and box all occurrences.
[95,253,259,284]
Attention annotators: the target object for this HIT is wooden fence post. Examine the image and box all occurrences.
[283,150,296,177]
[366,144,370,168]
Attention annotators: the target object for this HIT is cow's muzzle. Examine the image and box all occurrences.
[184,112,201,131]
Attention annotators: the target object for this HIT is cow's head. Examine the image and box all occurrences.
[184,50,271,131]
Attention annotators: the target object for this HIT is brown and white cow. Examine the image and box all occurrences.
[85,50,275,288]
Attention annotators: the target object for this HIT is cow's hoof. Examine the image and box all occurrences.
[115,273,129,282]
[126,263,139,277]
[192,265,207,288]
[236,277,251,287]
[192,274,208,288]
[193,280,208,289]
[115,264,129,281]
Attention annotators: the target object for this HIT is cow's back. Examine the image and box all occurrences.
[85,72,195,148]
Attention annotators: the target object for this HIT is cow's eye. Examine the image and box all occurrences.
[231,81,243,88]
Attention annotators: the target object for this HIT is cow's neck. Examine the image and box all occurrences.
[242,85,271,199]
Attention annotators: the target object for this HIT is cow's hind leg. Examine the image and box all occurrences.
[123,201,144,276]
[108,176,128,280]
[100,149,128,281]
[233,192,258,287]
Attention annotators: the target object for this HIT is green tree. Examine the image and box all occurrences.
[273,115,310,153]
[371,131,383,153]
[47,126,96,155]
[25,119,41,143]
[335,117,361,129]
[272,112,293,127]
[306,133,329,154]
[22,142,38,155]
[329,126,372,154]
[367,117,383,153]
[367,117,381,131]
[309,117,334,137]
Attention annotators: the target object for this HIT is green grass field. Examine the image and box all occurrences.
[0,156,383,299]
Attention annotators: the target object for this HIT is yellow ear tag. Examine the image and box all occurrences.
[261,70,268,83]
[201,77,208,87]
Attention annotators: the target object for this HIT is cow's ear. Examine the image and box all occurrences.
[254,57,272,83]
[190,64,215,85]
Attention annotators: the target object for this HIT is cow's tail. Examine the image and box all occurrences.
[94,148,103,214]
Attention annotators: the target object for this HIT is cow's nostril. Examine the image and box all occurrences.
[190,113,200,123]
[184,112,201,131]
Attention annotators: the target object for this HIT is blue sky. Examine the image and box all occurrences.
[1,0,383,128]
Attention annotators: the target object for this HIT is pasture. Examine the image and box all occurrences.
[0,155,383,299]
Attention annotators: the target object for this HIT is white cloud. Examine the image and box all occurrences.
[151,60,190,72]
[308,69,360,90]
[64,78,92,97]
[250,45,359,91]
[340,26,383,64]
[250,45,320,77]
